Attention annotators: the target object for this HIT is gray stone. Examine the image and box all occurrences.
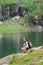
[0,54,14,65]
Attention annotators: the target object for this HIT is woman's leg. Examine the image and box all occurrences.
[21,46,27,53]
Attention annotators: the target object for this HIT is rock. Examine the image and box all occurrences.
[30,62,39,65]
[40,59,43,62]
[35,25,42,32]
[16,53,27,57]
[12,16,20,20]
[34,20,39,25]
[28,25,43,32]
[0,54,14,65]
[32,46,42,51]
[2,64,8,65]
[0,21,3,24]
[18,7,25,17]
[11,12,18,17]
[39,21,43,26]
[18,7,29,17]
[40,46,43,49]
[35,15,39,19]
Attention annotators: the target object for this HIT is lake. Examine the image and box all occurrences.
[0,32,43,58]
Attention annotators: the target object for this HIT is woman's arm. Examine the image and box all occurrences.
[29,42,33,48]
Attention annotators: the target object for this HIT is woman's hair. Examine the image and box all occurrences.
[23,37,26,40]
[21,44,23,47]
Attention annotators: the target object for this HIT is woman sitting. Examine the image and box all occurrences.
[21,37,32,53]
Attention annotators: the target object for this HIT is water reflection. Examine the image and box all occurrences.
[0,32,43,58]
[0,34,3,58]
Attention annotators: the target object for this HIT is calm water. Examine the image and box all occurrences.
[0,32,43,58]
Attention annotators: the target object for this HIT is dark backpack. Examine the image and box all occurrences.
[28,42,32,48]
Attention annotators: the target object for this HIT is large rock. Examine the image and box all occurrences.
[12,15,20,20]
[0,54,14,65]
[0,21,3,24]
[34,25,42,32]
[18,7,29,17]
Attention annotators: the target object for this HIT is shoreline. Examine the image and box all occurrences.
[0,46,43,65]
[0,19,43,33]
[0,25,43,34]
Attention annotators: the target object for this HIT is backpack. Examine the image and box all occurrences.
[28,42,32,48]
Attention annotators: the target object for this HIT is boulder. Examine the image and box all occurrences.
[0,21,3,24]
[12,15,20,20]
[18,7,29,17]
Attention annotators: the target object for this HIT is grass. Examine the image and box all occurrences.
[0,0,36,6]
[0,0,18,5]
[9,49,43,65]
[0,25,27,33]
[18,0,36,8]
[0,19,28,33]
[39,62,43,65]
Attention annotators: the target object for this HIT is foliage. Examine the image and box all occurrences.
[0,0,36,5]
[18,0,36,8]
[21,0,43,25]
[0,0,18,5]
[39,62,43,65]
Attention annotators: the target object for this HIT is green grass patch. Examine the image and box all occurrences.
[9,49,43,65]
[0,26,27,33]
[0,20,28,33]
[0,0,18,5]
[18,0,36,8]
[39,62,43,65]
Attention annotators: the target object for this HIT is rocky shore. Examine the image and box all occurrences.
[0,46,43,65]
[27,25,43,32]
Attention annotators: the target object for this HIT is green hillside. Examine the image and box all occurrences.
[21,0,43,25]
[0,0,43,33]
[0,0,36,6]
[0,0,18,5]
[18,0,36,8]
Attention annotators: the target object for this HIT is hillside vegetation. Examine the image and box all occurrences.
[0,0,43,33]
[0,0,36,5]
[18,0,36,8]
[0,0,19,4]
[21,0,43,26]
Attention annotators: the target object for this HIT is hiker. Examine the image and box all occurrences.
[21,37,32,52]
